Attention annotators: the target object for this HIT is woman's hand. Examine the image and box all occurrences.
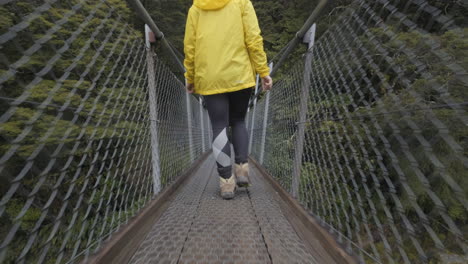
[262,76,273,91]
[186,82,194,94]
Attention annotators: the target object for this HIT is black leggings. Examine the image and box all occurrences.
[205,88,251,179]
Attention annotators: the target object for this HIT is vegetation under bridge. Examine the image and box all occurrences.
[0,0,466,263]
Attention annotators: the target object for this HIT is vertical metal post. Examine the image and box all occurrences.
[245,107,250,158]
[199,97,205,153]
[248,74,260,154]
[245,107,250,134]
[145,25,161,195]
[207,112,212,149]
[186,92,195,162]
[259,62,273,164]
[292,24,316,198]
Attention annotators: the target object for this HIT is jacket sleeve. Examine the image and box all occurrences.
[184,7,197,84]
[242,0,270,78]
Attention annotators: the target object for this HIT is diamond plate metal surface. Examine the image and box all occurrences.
[178,165,270,264]
[129,159,214,264]
[248,169,321,264]
[129,156,323,263]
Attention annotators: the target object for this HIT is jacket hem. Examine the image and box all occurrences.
[196,82,256,95]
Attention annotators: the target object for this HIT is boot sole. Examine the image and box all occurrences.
[236,182,250,188]
[221,192,235,200]
[236,176,250,188]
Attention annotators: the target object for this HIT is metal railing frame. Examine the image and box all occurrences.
[250,0,330,104]
[127,0,185,72]
[291,23,317,198]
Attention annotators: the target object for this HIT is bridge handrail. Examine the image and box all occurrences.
[250,0,330,105]
[270,0,329,77]
[127,0,185,73]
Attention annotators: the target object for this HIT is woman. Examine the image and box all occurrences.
[184,0,272,199]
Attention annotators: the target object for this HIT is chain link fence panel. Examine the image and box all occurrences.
[0,1,208,263]
[249,0,467,263]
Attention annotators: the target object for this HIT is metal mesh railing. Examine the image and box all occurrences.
[0,1,209,263]
[249,0,467,263]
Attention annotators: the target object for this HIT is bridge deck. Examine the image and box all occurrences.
[128,156,334,264]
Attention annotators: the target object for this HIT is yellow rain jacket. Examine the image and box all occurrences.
[184,0,270,95]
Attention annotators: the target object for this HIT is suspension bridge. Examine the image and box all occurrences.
[0,0,466,263]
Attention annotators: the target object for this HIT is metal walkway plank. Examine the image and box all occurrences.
[129,158,214,263]
[129,156,325,263]
[248,169,321,264]
[178,161,270,264]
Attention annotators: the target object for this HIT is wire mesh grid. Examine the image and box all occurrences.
[249,96,265,162]
[151,57,207,188]
[249,0,467,263]
[0,1,208,263]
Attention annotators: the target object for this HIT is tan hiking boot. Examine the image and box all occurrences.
[220,175,236,199]
[235,163,250,187]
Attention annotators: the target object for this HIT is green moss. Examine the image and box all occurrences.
[0,6,14,32]
[6,200,42,231]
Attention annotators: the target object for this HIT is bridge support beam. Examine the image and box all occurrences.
[259,63,273,164]
[145,25,162,195]
[206,111,212,149]
[186,92,195,163]
[248,74,260,154]
[199,98,205,153]
[245,108,250,142]
[292,24,316,198]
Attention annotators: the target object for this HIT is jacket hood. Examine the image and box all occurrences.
[194,0,231,10]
